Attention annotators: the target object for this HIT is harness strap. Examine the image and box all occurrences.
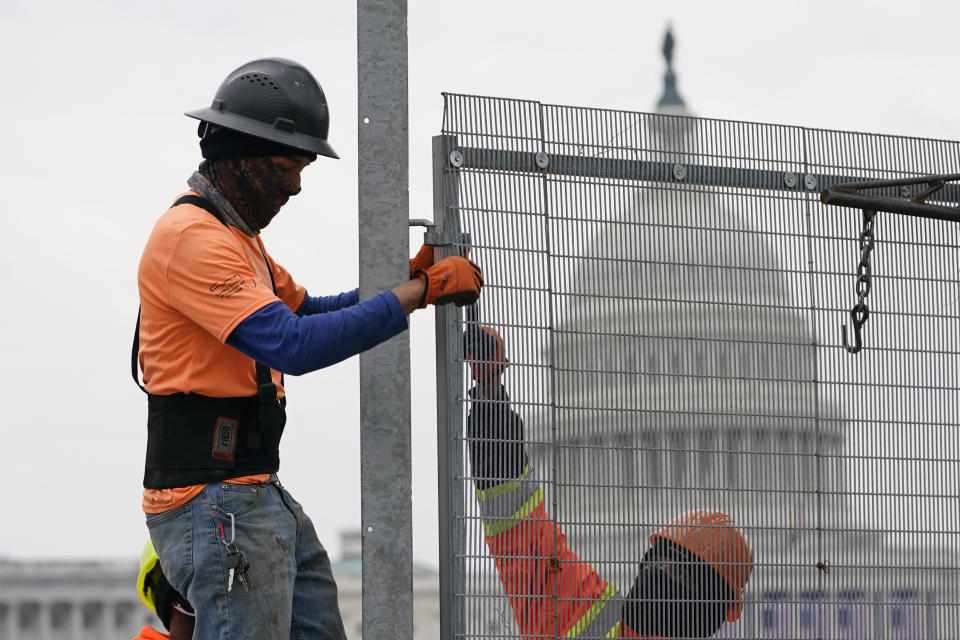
[132,194,280,404]
[131,309,146,393]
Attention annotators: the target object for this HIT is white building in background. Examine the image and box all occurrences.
[540,28,954,640]
[0,559,151,640]
[0,531,439,640]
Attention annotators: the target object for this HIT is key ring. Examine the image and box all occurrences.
[219,512,236,546]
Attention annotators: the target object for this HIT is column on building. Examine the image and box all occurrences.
[2,601,16,640]
[38,600,51,640]
[80,601,104,640]
[69,600,83,640]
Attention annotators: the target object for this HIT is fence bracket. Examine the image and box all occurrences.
[409,218,470,247]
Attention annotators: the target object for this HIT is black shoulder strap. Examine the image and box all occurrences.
[172,194,228,226]
[132,308,146,393]
[132,195,281,400]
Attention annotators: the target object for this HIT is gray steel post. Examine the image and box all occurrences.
[432,134,463,640]
[357,1,412,639]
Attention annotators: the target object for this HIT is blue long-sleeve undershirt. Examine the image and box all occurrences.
[227,290,406,375]
[295,288,360,316]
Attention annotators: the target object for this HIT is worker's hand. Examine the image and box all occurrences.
[409,244,435,278]
[413,256,483,308]
[463,324,508,395]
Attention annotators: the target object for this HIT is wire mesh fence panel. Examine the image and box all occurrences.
[434,93,960,640]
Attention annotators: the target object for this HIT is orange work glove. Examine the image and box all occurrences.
[409,244,435,278]
[413,256,483,308]
[463,325,508,389]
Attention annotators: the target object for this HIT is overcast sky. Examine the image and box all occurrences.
[1,0,959,566]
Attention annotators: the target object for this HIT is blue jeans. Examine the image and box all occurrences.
[146,479,347,640]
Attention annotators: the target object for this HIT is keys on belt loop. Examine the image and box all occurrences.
[219,513,255,592]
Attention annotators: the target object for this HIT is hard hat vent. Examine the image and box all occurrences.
[239,73,279,90]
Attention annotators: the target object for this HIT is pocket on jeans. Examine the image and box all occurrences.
[146,502,194,594]
[145,501,191,527]
[210,483,263,518]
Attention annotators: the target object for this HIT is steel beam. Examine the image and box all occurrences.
[451,146,960,207]
[357,1,412,639]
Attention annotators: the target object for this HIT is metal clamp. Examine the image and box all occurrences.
[672,164,688,181]
[409,219,469,247]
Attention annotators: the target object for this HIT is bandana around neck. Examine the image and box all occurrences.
[198,157,301,233]
[186,171,253,235]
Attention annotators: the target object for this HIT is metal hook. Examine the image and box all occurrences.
[841,325,857,354]
[841,304,870,354]
[220,512,236,546]
[841,324,862,354]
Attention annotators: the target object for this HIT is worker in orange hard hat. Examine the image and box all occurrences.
[464,325,754,638]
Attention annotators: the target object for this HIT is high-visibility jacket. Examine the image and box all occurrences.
[131,626,168,640]
[478,463,645,638]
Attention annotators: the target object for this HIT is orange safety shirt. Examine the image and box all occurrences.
[138,193,306,514]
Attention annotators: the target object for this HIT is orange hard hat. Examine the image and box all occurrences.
[650,509,754,622]
[464,325,508,385]
[478,326,505,360]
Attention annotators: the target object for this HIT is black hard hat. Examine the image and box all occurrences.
[186,58,338,160]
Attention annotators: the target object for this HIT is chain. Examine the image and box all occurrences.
[842,210,876,354]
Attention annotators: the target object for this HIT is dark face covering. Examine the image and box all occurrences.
[199,156,301,232]
[622,539,733,638]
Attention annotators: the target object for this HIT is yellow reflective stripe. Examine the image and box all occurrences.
[476,463,533,502]
[564,583,618,638]
[482,486,543,537]
[605,620,621,638]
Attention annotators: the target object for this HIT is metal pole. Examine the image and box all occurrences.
[357,2,412,639]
